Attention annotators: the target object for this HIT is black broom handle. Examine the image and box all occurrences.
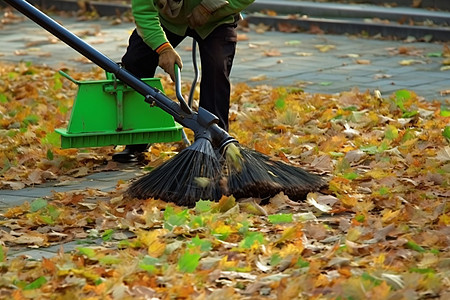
[3,0,201,128]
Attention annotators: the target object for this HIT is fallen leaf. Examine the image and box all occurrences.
[315,44,336,52]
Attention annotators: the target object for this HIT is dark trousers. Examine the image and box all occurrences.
[122,23,237,132]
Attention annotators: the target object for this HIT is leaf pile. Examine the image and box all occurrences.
[1,62,449,299]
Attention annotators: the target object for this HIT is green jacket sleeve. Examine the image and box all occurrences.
[131,0,168,50]
[131,0,255,49]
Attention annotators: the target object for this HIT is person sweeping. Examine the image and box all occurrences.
[113,0,255,163]
[7,0,325,207]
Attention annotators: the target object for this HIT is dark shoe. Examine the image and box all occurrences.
[112,144,147,163]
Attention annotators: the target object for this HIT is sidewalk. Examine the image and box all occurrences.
[0,3,449,259]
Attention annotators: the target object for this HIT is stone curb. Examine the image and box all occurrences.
[246,15,450,42]
[248,0,450,25]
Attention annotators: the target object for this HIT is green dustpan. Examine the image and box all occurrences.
[55,71,183,149]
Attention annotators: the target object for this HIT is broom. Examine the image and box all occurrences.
[7,0,325,207]
[128,43,325,206]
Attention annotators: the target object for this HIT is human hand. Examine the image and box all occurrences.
[187,4,211,28]
[158,44,183,81]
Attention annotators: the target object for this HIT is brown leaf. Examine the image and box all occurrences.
[278,22,299,33]
[264,49,282,57]
[309,24,324,34]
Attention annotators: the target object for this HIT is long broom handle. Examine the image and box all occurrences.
[4,0,211,132]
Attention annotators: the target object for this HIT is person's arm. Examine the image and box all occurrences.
[131,0,168,50]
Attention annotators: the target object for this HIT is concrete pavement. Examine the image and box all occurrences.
[0,2,449,259]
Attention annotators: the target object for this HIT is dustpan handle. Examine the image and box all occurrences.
[174,64,192,114]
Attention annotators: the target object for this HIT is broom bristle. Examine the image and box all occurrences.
[126,138,222,207]
[223,143,326,200]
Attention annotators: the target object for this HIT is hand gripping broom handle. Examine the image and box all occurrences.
[5,0,236,148]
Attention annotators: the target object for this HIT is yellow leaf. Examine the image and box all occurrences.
[399,59,426,65]
[137,229,167,258]
[366,169,389,179]
[340,195,357,208]
[356,59,371,65]
[315,44,336,52]
[381,209,401,224]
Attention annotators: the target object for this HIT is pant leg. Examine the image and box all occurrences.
[194,24,237,132]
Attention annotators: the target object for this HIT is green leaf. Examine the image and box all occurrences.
[360,145,378,155]
[189,216,204,228]
[102,229,114,241]
[46,149,54,160]
[355,214,365,222]
[330,151,345,157]
[99,255,121,265]
[443,126,450,141]
[402,129,416,142]
[426,52,442,57]
[39,215,54,225]
[378,186,390,196]
[23,276,47,290]
[343,172,358,180]
[268,213,293,224]
[441,104,450,117]
[406,241,426,253]
[23,114,39,126]
[77,247,97,259]
[47,205,61,220]
[240,232,265,249]
[377,140,389,152]
[53,72,63,90]
[41,131,60,146]
[402,110,418,118]
[0,94,7,103]
[395,89,411,101]
[164,207,188,230]
[139,255,159,273]
[190,235,212,252]
[30,198,48,212]
[275,98,286,110]
[285,40,301,46]
[0,244,5,262]
[296,257,310,268]
[178,252,200,273]
[343,105,358,111]
[238,220,251,235]
[385,125,399,140]
[195,200,213,213]
[410,267,435,274]
[270,253,282,266]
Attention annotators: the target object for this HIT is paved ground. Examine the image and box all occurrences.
[0,4,449,258]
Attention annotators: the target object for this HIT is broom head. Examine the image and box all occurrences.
[126,138,222,207]
[223,143,325,200]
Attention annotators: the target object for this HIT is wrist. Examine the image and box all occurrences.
[156,42,172,55]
